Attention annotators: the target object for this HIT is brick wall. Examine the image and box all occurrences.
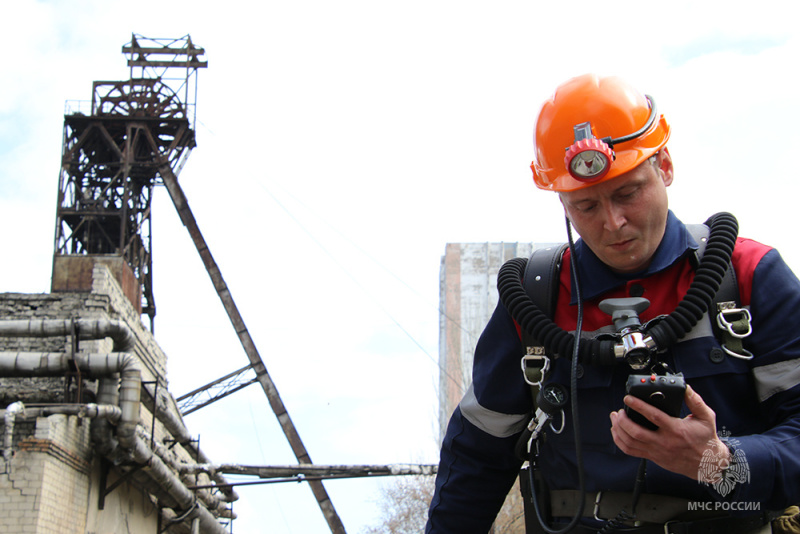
[3,415,92,534]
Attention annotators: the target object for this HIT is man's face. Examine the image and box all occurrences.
[559,150,674,274]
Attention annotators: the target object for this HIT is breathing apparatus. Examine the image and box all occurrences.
[500,210,737,369]
[503,74,741,533]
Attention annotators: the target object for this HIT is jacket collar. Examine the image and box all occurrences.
[569,211,699,304]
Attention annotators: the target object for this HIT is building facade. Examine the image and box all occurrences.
[438,242,561,438]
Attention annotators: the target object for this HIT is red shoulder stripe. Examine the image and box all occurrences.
[731,237,772,306]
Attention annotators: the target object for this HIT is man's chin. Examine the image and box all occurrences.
[604,254,648,274]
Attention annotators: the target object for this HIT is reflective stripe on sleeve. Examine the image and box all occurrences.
[459,383,529,438]
[753,358,800,403]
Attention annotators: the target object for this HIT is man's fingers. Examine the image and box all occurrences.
[684,385,715,422]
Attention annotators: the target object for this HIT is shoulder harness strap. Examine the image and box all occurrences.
[521,244,568,352]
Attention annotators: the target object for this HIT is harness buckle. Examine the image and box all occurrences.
[716,302,752,339]
[716,302,755,360]
[521,350,550,386]
[721,343,755,360]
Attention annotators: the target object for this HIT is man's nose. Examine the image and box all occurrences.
[602,203,626,231]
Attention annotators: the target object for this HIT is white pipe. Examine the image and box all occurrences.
[0,319,235,530]
[0,404,122,423]
[0,319,135,352]
[2,402,123,471]
[3,401,25,463]
[143,383,238,503]
[125,433,230,533]
[136,427,235,520]
[0,352,141,452]
[1,350,234,530]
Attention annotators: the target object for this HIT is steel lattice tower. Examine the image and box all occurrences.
[52,34,206,328]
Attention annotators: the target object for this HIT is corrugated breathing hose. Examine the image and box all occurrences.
[498,212,738,364]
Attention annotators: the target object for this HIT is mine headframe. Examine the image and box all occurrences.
[52,35,206,329]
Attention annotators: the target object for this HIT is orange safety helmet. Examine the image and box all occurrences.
[531,74,671,192]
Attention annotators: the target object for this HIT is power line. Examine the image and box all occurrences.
[250,174,467,396]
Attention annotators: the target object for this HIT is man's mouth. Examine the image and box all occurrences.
[608,238,635,252]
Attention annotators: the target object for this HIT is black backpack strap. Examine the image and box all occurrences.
[521,244,568,351]
[515,244,569,464]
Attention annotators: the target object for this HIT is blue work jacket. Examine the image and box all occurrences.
[426,211,800,533]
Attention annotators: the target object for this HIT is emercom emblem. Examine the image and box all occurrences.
[698,428,750,497]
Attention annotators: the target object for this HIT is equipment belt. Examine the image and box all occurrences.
[562,523,771,534]
[550,490,773,533]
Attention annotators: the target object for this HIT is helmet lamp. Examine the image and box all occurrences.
[563,95,658,183]
[564,123,614,181]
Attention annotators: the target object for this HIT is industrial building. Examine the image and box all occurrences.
[0,34,240,534]
[1,265,237,533]
[437,241,559,437]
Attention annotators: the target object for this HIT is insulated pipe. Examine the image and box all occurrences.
[1,317,239,504]
[183,463,439,478]
[142,383,239,503]
[0,319,237,528]
[0,404,122,423]
[0,352,141,451]
[0,319,236,500]
[124,431,229,534]
[0,319,136,352]
[0,403,234,526]
[93,377,121,456]
[3,401,25,463]
[0,352,137,378]
[0,352,234,533]
[137,427,235,519]
[2,402,123,468]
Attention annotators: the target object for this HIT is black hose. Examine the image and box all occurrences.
[498,212,738,364]
[647,212,738,349]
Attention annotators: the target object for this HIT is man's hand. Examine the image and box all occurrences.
[609,384,730,481]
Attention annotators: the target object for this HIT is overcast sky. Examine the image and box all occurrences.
[2,1,799,532]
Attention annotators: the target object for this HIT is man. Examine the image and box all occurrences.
[425,74,800,533]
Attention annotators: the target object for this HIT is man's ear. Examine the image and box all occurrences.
[658,147,674,187]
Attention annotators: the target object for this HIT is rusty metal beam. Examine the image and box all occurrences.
[176,364,258,415]
[212,463,437,479]
[158,163,347,534]
[126,60,209,69]
[122,45,206,56]
[184,464,438,489]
